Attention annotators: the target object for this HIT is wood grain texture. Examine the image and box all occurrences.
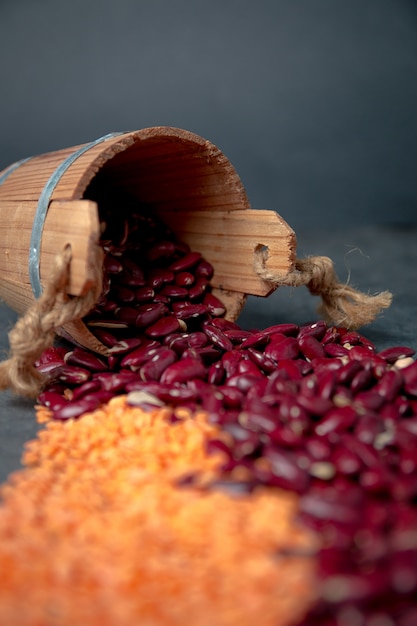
[157,209,296,296]
[0,200,100,314]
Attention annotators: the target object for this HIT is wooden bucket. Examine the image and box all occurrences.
[0,127,296,353]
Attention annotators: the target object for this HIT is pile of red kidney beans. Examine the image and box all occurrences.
[35,199,417,626]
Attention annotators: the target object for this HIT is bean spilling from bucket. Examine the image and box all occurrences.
[35,201,417,624]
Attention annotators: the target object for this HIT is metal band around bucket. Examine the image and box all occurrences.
[0,157,33,186]
[28,131,128,299]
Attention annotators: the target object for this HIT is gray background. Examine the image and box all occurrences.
[1,0,417,231]
[1,0,417,481]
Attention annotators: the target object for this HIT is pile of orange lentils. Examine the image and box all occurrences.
[0,397,318,626]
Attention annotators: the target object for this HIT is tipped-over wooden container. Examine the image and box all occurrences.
[0,127,296,353]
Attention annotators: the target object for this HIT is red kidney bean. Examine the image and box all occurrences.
[158,385,198,406]
[37,390,68,411]
[399,439,417,475]
[111,285,135,303]
[169,251,201,272]
[317,370,336,400]
[390,549,417,594]
[277,358,306,380]
[159,284,189,299]
[119,341,160,369]
[262,322,300,337]
[64,347,108,372]
[299,489,363,526]
[139,347,177,381]
[226,373,264,394]
[103,255,123,274]
[314,406,358,437]
[202,292,227,316]
[321,327,342,345]
[334,359,363,385]
[70,379,102,401]
[402,363,417,396]
[210,318,241,331]
[117,270,146,288]
[298,334,326,360]
[246,347,276,375]
[188,277,209,300]
[261,445,310,493]
[126,389,165,410]
[377,346,416,364]
[94,371,139,392]
[145,316,184,338]
[35,360,66,377]
[306,437,333,461]
[374,369,404,402]
[348,345,377,362]
[350,367,374,394]
[88,327,120,347]
[239,406,277,434]
[269,425,305,447]
[174,271,194,287]
[190,346,221,364]
[194,259,214,279]
[265,336,300,361]
[222,329,253,343]
[354,391,387,412]
[341,330,362,346]
[237,359,263,378]
[107,337,143,355]
[185,331,209,349]
[53,401,97,421]
[57,365,91,385]
[298,320,328,341]
[207,361,225,385]
[323,343,349,357]
[146,240,176,262]
[322,571,390,604]
[297,394,333,416]
[218,386,244,409]
[160,357,206,384]
[114,306,142,325]
[239,330,270,350]
[135,302,168,328]
[391,475,417,501]
[147,268,175,289]
[277,395,310,431]
[203,324,234,352]
[134,286,155,303]
[300,374,318,397]
[354,413,385,445]
[35,346,68,366]
[331,446,362,476]
[174,303,210,321]
[220,350,242,377]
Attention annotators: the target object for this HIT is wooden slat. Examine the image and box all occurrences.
[0,199,100,314]
[157,208,296,296]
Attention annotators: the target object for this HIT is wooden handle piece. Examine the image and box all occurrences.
[157,208,297,296]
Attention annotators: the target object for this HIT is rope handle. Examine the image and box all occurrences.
[254,248,392,329]
[0,245,102,398]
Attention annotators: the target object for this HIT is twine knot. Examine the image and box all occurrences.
[254,250,392,330]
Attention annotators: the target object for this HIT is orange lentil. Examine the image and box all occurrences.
[0,397,318,626]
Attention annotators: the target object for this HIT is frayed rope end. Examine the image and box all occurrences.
[255,253,393,330]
